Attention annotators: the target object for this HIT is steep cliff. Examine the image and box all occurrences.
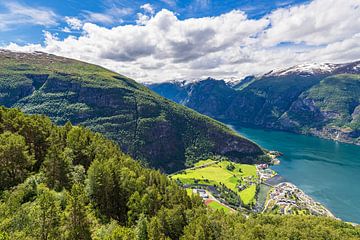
[0,50,266,172]
[149,61,360,145]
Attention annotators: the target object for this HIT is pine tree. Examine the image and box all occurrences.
[42,130,73,191]
[147,216,167,240]
[62,184,92,240]
[32,185,61,240]
[135,214,148,240]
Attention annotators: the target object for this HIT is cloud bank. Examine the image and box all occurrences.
[0,2,58,30]
[5,0,360,83]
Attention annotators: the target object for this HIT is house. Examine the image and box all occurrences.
[193,189,209,199]
[258,164,269,170]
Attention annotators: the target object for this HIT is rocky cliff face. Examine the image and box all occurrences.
[0,50,266,172]
[148,61,360,145]
[276,74,360,144]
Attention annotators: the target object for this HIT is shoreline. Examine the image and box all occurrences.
[225,122,359,147]
[257,159,336,219]
[264,181,335,218]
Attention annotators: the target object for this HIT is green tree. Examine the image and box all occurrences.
[0,131,34,190]
[66,127,93,169]
[87,158,133,224]
[147,216,167,240]
[134,214,148,240]
[32,185,61,240]
[42,130,73,191]
[62,184,92,240]
[127,191,142,225]
[0,231,9,240]
[226,163,235,171]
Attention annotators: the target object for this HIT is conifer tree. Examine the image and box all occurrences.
[135,214,148,240]
[32,185,61,240]
[62,184,92,240]
[42,130,73,191]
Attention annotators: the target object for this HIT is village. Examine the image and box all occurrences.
[184,153,334,219]
[264,182,335,217]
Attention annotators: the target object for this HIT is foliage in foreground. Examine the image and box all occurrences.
[0,50,265,173]
[0,107,359,240]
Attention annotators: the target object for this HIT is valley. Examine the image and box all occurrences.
[1,106,358,239]
[170,158,334,219]
[171,159,258,207]
[1,0,360,238]
[148,61,360,146]
[0,52,359,239]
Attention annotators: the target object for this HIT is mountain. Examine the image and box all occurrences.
[148,61,360,145]
[0,50,266,173]
[1,107,359,240]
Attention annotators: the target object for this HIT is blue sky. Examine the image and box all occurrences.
[2,0,359,83]
[0,0,308,45]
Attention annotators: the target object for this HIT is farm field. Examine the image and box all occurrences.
[194,159,217,167]
[171,160,258,205]
[206,200,231,213]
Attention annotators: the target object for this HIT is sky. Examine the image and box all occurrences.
[1,0,360,83]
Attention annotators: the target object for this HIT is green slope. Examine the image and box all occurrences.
[0,50,265,172]
[279,74,360,142]
[1,107,359,240]
[149,70,360,145]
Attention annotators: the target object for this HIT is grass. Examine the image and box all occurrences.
[239,185,257,205]
[207,201,231,213]
[194,159,217,167]
[172,160,258,206]
[186,188,194,197]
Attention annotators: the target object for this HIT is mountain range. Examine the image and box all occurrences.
[0,50,265,173]
[148,60,360,145]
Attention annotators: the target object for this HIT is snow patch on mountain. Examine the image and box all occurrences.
[265,63,339,77]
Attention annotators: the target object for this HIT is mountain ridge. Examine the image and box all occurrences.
[0,50,266,173]
[148,60,360,145]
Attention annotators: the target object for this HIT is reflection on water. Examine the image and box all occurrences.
[230,125,360,223]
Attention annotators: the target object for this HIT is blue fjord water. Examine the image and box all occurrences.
[230,125,360,223]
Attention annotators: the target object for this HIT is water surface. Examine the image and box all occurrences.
[230,125,360,223]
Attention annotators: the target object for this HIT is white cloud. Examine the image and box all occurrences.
[61,27,72,33]
[160,0,177,7]
[0,2,58,30]
[137,4,155,25]
[141,3,155,15]
[263,0,360,46]
[136,13,151,25]
[4,0,360,83]
[85,12,114,24]
[65,17,83,30]
[83,7,133,24]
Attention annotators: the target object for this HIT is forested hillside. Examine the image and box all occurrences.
[0,50,265,172]
[0,107,359,240]
[149,62,360,145]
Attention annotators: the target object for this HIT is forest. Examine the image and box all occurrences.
[0,107,359,240]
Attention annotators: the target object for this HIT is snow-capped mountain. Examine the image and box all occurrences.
[264,61,360,77]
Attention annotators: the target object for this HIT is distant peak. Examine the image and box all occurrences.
[265,63,338,77]
[264,60,360,77]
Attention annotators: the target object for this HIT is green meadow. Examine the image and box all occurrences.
[171,160,258,205]
[207,201,231,213]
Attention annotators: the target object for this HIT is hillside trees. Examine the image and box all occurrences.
[62,184,92,240]
[0,107,359,239]
[0,131,34,190]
